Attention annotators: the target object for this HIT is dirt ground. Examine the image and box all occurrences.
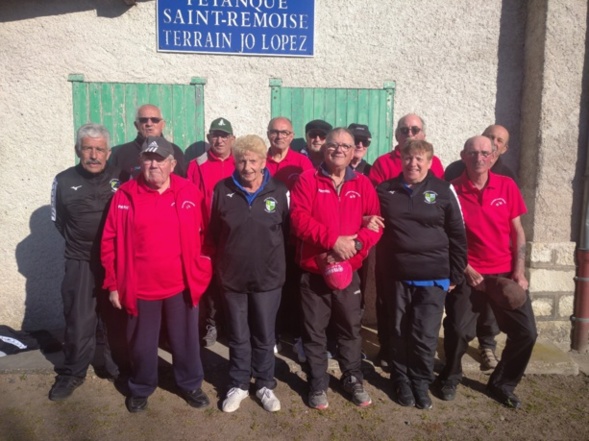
[1,346,588,441]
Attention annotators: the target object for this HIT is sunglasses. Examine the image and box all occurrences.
[307,131,326,140]
[138,117,163,124]
[354,137,371,147]
[399,126,422,136]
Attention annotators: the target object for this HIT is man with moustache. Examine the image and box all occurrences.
[110,104,186,182]
[49,123,123,401]
[301,119,333,167]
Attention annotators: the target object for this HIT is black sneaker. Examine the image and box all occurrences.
[125,396,148,413]
[202,325,217,347]
[394,382,415,407]
[413,388,433,410]
[438,381,457,401]
[182,388,210,408]
[48,376,85,402]
[486,384,521,409]
[342,376,372,407]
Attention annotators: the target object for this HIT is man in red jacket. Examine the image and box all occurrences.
[187,117,236,347]
[290,127,383,410]
[102,136,212,413]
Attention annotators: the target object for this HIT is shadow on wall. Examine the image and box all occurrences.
[15,205,64,331]
[571,5,589,243]
[0,0,144,23]
[495,0,526,171]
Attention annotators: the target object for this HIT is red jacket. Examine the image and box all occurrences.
[369,146,445,186]
[266,148,314,190]
[187,151,235,219]
[101,174,212,315]
[290,166,383,273]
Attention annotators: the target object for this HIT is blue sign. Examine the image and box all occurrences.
[157,0,315,57]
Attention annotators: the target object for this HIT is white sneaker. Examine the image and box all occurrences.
[293,337,307,363]
[256,387,281,412]
[222,387,249,413]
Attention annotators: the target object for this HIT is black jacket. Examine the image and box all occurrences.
[51,163,121,261]
[208,173,289,293]
[110,134,186,182]
[376,172,467,284]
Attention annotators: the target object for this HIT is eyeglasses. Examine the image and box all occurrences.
[209,131,231,139]
[354,137,371,147]
[307,131,326,140]
[137,117,163,124]
[325,142,353,151]
[465,151,493,158]
[268,129,293,137]
[399,126,422,136]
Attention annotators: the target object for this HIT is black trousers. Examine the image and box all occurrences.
[127,292,203,398]
[300,271,363,393]
[374,265,390,359]
[276,243,303,337]
[223,288,282,390]
[441,277,537,393]
[476,297,500,350]
[57,259,121,379]
[387,282,446,390]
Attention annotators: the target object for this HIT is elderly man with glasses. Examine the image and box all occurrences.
[348,123,373,176]
[110,104,186,182]
[290,127,382,410]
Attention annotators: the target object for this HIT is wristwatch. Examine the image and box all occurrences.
[354,239,363,251]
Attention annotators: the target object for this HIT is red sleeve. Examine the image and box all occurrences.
[347,178,383,269]
[368,155,387,186]
[101,190,121,292]
[508,179,527,219]
[431,156,445,178]
[300,155,314,172]
[290,172,339,250]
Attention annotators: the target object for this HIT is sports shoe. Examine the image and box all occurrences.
[480,347,499,370]
[487,384,522,409]
[308,390,329,410]
[414,388,433,410]
[394,382,415,407]
[343,376,372,407]
[293,337,307,363]
[48,376,85,402]
[202,325,217,347]
[255,387,281,412]
[439,381,457,401]
[222,387,249,413]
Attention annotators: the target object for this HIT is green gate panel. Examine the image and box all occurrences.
[68,75,206,158]
[269,78,396,163]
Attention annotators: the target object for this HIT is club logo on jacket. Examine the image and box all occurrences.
[181,200,196,209]
[345,191,361,199]
[423,191,438,204]
[109,179,120,193]
[264,197,277,213]
[490,198,507,207]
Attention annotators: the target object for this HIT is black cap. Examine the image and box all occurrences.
[348,123,372,139]
[141,136,174,158]
[305,119,332,135]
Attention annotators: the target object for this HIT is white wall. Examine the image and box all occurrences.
[0,0,531,329]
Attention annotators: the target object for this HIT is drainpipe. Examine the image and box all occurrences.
[572,132,589,352]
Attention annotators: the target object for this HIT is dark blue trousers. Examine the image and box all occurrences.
[127,292,203,398]
[387,282,446,390]
[223,288,282,390]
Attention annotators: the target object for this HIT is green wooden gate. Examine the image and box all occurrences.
[269,78,396,163]
[68,75,207,153]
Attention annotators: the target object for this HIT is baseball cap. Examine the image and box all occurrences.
[141,136,174,158]
[348,123,372,140]
[209,117,233,135]
[305,119,332,135]
[316,254,353,291]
